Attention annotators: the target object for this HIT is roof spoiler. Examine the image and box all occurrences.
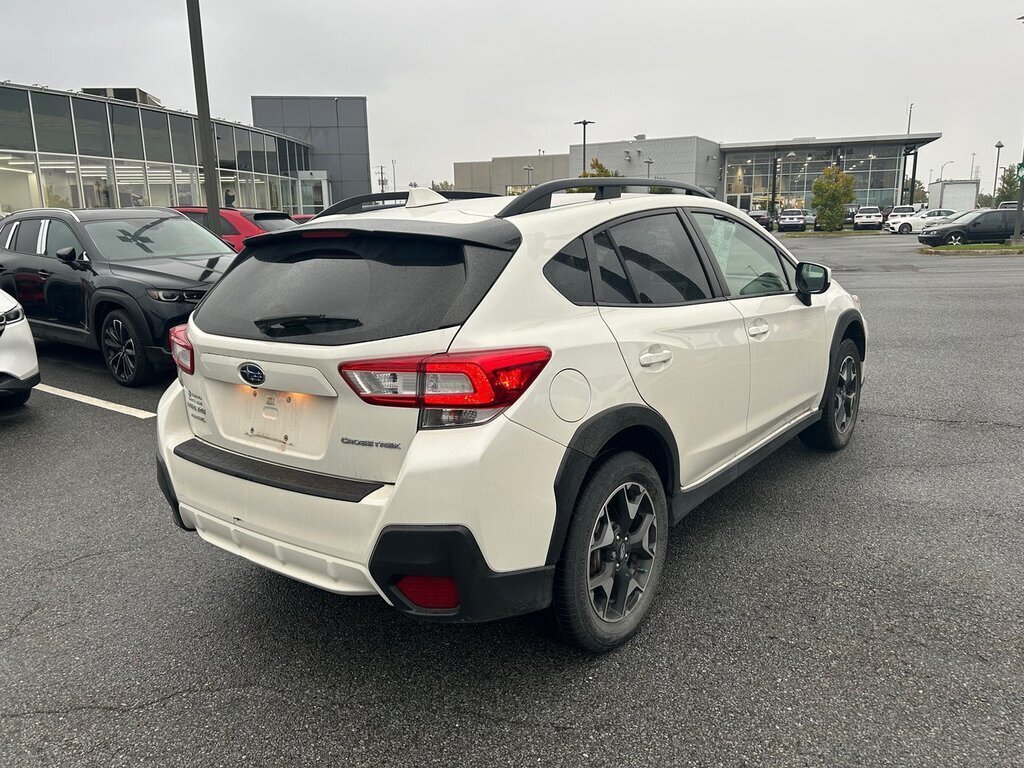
[312,190,497,219]
[494,178,715,218]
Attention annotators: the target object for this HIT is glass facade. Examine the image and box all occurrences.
[0,84,312,216]
[724,143,906,212]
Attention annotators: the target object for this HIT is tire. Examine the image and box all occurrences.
[0,389,31,409]
[800,225,807,232]
[100,309,154,387]
[799,338,862,451]
[852,224,859,231]
[945,231,965,246]
[550,451,669,653]
[899,223,912,234]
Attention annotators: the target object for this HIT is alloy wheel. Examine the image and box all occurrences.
[588,482,658,623]
[947,233,963,246]
[102,318,137,382]
[834,355,858,434]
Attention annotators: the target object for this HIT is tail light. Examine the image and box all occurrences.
[169,324,194,375]
[340,347,551,428]
[396,575,459,610]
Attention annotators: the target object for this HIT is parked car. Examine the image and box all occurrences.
[885,208,956,234]
[998,201,1021,210]
[853,206,883,230]
[155,179,867,652]
[918,208,1019,246]
[777,208,807,232]
[291,213,316,223]
[0,287,39,408]
[885,205,916,225]
[746,210,773,231]
[174,207,297,252]
[800,209,819,230]
[0,208,236,386]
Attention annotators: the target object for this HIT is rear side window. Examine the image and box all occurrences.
[0,221,14,249]
[608,213,711,304]
[590,230,635,304]
[543,238,593,304]
[249,212,297,232]
[194,234,513,345]
[13,219,41,254]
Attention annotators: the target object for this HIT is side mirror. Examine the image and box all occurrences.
[795,262,830,305]
[55,246,78,264]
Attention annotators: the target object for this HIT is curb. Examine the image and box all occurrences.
[918,247,1024,256]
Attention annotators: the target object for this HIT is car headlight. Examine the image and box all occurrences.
[1,305,25,323]
[146,289,207,303]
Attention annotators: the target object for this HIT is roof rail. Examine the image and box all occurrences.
[313,190,497,219]
[495,178,715,219]
[12,207,81,222]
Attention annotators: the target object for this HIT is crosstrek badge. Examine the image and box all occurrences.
[341,437,401,449]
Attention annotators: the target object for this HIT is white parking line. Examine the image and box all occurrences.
[35,384,157,420]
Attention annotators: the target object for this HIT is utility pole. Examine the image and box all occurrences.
[522,165,533,186]
[391,159,397,192]
[186,0,220,234]
[1012,134,1024,243]
[970,152,976,180]
[643,158,654,178]
[993,141,1004,198]
[900,101,913,204]
[375,165,387,196]
[574,119,595,175]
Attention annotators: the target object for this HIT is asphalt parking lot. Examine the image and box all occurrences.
[2,234,1022,767]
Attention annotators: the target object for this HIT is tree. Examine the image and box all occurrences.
[431,180,455,192]
[811,166,856,231]
[995,167,1020,205]
[574,158,621,192]
[978,192,994,208]
[903,177,928,205]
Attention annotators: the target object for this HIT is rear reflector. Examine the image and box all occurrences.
[396,575,459,610]
[169,324,194,375]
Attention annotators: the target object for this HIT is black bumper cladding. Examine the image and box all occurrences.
[369,525,554,623]
[0,372,40,394]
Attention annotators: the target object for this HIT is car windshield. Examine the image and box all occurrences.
[947,209,986,225]
[84,216,234,261]
[782,210,803,216]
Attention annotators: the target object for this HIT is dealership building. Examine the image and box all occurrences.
[0,82,371,217]
[458,131,942,212]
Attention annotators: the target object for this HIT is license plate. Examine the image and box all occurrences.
[242,388,301,446]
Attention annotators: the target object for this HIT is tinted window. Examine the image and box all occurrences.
[252,133,267,173]
[691,212,789,297]
[72,98,111,157]
[250,212,296,232]
[182,211,208,228]
[218,214,239,235]
[83,216,234,261]
[141,110,172,163]
[276,138,288,174]
[168,115,196,166]
[215,123,235,170]
[0,221,15,248]
[13,219,41,254]
[45,219,82,256]
[591,230,635,303]
[543,238,593,304]
[0,87,35,151]
[110,105,144,159]
[32,92,76,153]
[235,128,252,171]
[609,213,711,304]
[194,236,513,345]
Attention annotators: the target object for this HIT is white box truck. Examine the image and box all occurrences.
[927,179,979,212]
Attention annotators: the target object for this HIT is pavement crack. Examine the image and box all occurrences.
[0,601,43,645]
[861,409,1024,430]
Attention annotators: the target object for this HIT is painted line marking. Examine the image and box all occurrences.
[35,384,156,420]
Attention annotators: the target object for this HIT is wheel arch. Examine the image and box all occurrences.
[546,404,679,566]
[818,308,866,411]
[89,290,153,349]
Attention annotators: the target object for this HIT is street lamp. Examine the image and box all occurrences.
[522,165,533,186]
[970,152,976,180]
[574,119,595,175]
[993,141,1004,198]
[939,160,954,180]
[865,154,876,206]
[643,158,654,178]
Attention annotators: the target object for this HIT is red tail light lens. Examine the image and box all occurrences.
[396,575,459,610]
[169,324,194,375]
[339,347,551,422]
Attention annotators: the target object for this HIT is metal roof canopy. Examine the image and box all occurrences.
[720,132,942,153]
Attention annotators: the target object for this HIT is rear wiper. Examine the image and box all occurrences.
[253,314,362,337]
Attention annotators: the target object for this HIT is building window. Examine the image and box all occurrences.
[220,172,239,208]
[235,128,252,172]
[169,115,197,166]
[173,165,202,206]
[0,87,35,151]
[147,162,175,207]
[266,136,279,176]
[287,142,298,175]
[39,154,82,208]
[215,123,235,171]
[111,105,144,160]
[237,172,256,207]
[32,92,76,154]
[0,152,42,214]
[115,160,148,206]
[276,138,288,175]
[80,159,115,208]
[72,98,112,157]
[141,110,172,163]
[252,132,267,174]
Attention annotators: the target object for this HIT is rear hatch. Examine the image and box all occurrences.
[185,226,517,484]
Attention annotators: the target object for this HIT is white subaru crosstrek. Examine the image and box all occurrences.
[156,180,867,652]
[0,288,39,409]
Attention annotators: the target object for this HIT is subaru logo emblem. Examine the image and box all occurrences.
[238,363,266,387]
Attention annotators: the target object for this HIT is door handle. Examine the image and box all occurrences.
[747,322,770,338]
[639,350,673,367]
[38,270,52,279]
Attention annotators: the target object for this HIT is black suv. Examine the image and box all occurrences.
[917,208,1019,247]
[0,208,235,386]
[746,209,773,231]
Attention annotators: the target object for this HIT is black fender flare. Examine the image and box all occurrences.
[88,289,154,348]
[818,308,867,411]
[545,404,679,565]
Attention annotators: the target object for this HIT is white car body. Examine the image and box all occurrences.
[853,206,883,229]
[801,210,817,228]
[0,288,39,405]
[777,209,807,231]
[155,184,867,648]
[885,208,956,234]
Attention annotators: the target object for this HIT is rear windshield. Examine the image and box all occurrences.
[84,216,234,261]
[782,210,803,216]
[859,207,880,214]
[249,212,297,232]
[193,233,513,345]
[892,207,914,214]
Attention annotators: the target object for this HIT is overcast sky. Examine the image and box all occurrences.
[3,0,1022,192]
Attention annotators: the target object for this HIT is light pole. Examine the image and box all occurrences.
[574,119,595,175]
[186,0,220,234]
[939,160,954,180]
[993,141,1004,198]
[643,158,653,178]
[970,152,976,180]
[866,154,876,206]
[522,165,533,187]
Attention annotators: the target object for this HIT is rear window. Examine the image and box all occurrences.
[782,209,803,216]
[249,212,297,232]
[859,207,880,214]
[892,206,914,214]
[193,233,513,345]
